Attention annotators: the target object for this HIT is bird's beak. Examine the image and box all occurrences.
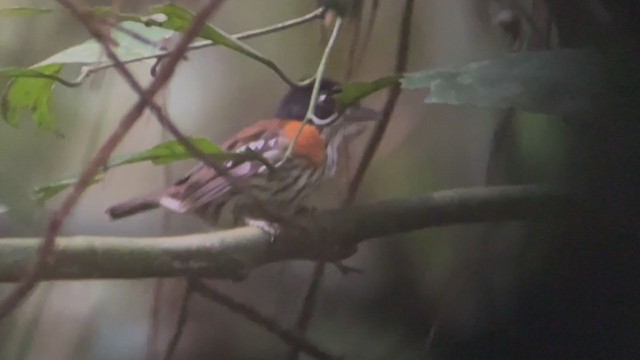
[344,105,382,122]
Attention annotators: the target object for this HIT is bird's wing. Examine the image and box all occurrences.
[159,119,287,213]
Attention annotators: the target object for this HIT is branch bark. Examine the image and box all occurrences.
[0,185,570,282]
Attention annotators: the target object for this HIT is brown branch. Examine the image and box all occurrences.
[0,0,225,321]
[286,262,326,360]
[345,0,414,202]
[191,280,339,360]
[146,278,166,360]
[0,185,570,281]
[162,280,193,360]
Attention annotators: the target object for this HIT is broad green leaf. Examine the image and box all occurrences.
[34,138,228,203]
[402,49,604,116]
[35,22,175,67]
[335,75,400,105]
[1,22,175,132]
[0,7,52,17]
[108,138,225,166]
[1,64,63,132]
[33,174,105,204]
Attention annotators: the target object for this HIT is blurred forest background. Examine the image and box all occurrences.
[0,0,638,359]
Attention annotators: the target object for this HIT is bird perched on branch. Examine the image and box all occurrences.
[106,78,380,233]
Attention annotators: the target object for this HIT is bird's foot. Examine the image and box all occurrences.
[245,218,281,242]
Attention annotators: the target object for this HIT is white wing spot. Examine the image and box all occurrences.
[159,197,187,213]
[249,139,265,152]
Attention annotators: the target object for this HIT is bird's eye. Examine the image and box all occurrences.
[314,92,337,122]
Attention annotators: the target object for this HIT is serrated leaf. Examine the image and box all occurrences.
[1,64,63,132]
[0,7,52,17]
[35,22,175,67]
[34,138,228,203]
[0,22,176,133]
[402,49,604,116]
[335,75,400,105]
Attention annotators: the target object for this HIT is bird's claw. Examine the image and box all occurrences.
[245,218,281,242]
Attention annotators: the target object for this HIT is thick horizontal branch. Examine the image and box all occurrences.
[0,185,571,282]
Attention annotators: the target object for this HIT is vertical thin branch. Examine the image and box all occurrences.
[162,280,193,360]
[282,15,343,162]
[286,262,325,360]
[346,0,414,202]
[146,279,165,360]
[0,0,225,322]
[192,280,338,360]
[289,2,415,358]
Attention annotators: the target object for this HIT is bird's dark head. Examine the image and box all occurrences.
[274,78,380,128]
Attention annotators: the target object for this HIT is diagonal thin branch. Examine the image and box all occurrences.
[0,0,225,322]
[191,280,339,360]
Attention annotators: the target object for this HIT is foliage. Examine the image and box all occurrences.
[33,138,226,203]
[402,49,604,116]
[0,5,604,206]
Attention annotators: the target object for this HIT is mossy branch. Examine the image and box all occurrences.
[0,185,570,282]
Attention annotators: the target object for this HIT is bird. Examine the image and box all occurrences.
[105,78,380,233]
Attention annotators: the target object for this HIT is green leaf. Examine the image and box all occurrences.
[402,49,604,116]
[108,138,225,166]
[35,22,175,67]
[144,4,281,80]
[0,7,52,17]
[34,138,227,203]
[335,75,400,105]
[1,64,63,132]
[0,22,176,133]
[0,67,79,85]
[34,174,105,204]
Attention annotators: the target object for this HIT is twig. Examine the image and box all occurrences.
[354,0,379,77]
[0,0,224,322]
[284,18,344,358]
[231,7,325,42]
[286,262,326,360]
[281,15,343,163]
[146,278,165,360]
[290,1,416,355]
[343,3,363,80]
[52,7,325,88]
[191,280,339,360]
[162,280,193,360]
[346,0,414,202]
[0,185,572,282]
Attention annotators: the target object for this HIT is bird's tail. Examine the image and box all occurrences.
[106,193,162,220]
